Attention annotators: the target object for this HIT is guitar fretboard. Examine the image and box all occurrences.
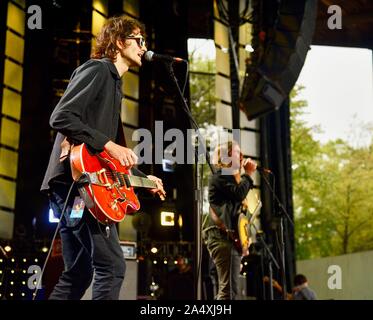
[126,175,157,189]
[98,170,157,189]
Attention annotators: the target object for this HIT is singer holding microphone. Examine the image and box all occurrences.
[202,141,257,300]
[41,16,164,300]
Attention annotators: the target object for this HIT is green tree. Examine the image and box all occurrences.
[291,86,373,259]
[188,54,216,127]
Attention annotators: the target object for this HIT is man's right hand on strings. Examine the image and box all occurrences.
[104,141,138,168]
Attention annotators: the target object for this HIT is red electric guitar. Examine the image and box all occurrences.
[69,143,165,225]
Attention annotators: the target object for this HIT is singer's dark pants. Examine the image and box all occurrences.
[48,183,126,300]
[205,229,241,300]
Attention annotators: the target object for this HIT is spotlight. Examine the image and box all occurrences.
[41,247,48,253]
[178,215,183,228]
[153,260,157,265]
[160,211,175,226]
[4,246,12,253]
[245,44,254,52]
[150,247,158,254]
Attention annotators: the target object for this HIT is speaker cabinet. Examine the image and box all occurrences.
[81,259,138,300]
[240,0,318,120]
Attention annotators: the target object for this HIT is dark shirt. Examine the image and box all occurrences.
[293,286,317,300]
[204,169,254,233]
[41,58,125,193]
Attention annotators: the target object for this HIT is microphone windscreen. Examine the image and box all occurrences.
[144,51,154,62]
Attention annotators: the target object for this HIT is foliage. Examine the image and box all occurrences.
[291,86,373,260]
[188,54,217,127]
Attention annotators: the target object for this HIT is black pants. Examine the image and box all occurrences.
[205,229,241,300]
[48,183,126,300]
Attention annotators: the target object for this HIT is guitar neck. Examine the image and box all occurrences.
[125,175,157,189]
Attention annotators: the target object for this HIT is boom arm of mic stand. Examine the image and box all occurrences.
[259,171,294,228]
[251,223,280,270]
[251,224,280,300]
[166,62,216,174]
[259,170,293,300]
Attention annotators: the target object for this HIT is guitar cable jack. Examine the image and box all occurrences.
[105,225,110,238]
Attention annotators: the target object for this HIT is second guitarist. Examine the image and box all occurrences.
[203,141,257,300]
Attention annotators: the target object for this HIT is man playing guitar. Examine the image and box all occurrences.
[203,141,257,300]
[41,16,164,300]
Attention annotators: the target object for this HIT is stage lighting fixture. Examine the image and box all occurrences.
[162,159,176,172]
[161,211,175,226]
[4,245,12,253]
[49,208,59,223]
[245,44,254,52]
[150,247,158,254]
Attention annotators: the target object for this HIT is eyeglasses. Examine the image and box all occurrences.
[126,35,146,48]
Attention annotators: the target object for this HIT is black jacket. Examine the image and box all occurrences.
[41,58,128,193]
[204,169,254,233]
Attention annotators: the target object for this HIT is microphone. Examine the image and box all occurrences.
[257,165,272,174]
[144,50,185,63]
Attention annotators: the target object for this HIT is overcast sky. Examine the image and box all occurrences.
[296,45,373,147]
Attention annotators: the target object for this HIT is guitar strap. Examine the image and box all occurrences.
[209,206,228,233]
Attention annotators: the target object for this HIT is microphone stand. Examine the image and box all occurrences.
[251,223,280,300]
[165,61,215,300]
[259,171,294,300]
